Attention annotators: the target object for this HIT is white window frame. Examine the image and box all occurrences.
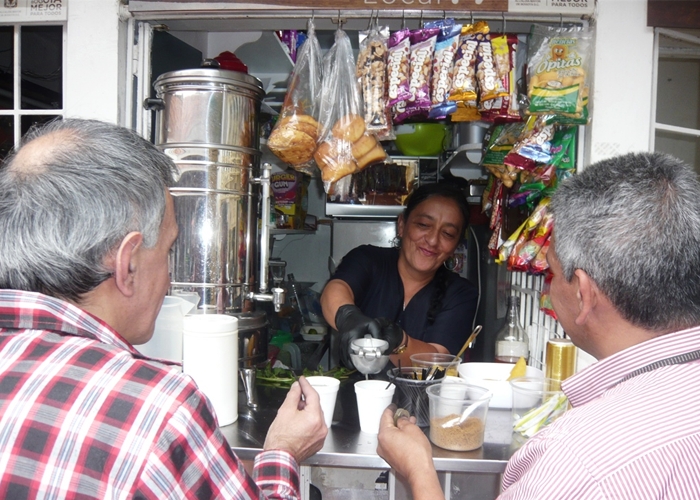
[0,22,66,148]
[650,28,700,149]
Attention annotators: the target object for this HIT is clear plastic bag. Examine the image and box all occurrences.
[267,19,323,175]
[357,23,394,141]
[316,29,386,192]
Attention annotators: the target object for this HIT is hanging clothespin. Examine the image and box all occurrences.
[502,12,507,33]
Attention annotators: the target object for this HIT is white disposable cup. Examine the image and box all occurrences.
[183,314,238,426]
[354,380,395,434]
[306,376,340,428]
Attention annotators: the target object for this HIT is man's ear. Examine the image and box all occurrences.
[574,268,596,326]
[113,232,143,297]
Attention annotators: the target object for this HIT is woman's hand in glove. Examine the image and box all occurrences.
[374,317,404,354]
[335,305,405,368]
[335,304,383,368]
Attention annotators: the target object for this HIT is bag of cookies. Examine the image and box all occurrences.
[267,19,323,175]
[527,24,594,119]
[357,23,394,141]
[316,28,387,192]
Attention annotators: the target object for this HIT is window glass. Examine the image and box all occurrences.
[21,25,62,110]
[0,115,13,158]
[21,114,60,137]
[0,26,13,110]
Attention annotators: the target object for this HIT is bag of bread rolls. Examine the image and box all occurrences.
[316,28,387,193]
[267,19,323,175]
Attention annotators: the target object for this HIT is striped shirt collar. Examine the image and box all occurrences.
[0,289,140,355]
[562,324,700,407]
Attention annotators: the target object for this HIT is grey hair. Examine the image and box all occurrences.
[550,151,700,331]
[0,118,177,302]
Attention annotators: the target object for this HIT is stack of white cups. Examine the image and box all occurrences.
[182,314,239,426]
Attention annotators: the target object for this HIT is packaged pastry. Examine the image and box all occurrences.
[267,19,323,174]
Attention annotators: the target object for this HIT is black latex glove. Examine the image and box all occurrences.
[335,305,405,369]
[335,304,382,369]
[374,317,403,354]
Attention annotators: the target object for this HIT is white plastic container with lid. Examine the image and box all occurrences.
[183,314,239,426]
[138,296,196,366]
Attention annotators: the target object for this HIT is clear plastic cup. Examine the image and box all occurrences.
[306,376,340,428]
[354,380,395,434]
[426,382,492,451]
[510,377,568,438]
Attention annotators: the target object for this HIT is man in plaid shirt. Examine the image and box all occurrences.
[0,119,327,499]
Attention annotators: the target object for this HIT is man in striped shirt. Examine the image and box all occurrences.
[379,152,700,499]
[0,119,327,499]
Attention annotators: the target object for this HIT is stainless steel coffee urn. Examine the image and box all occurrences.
[150,68,283,369]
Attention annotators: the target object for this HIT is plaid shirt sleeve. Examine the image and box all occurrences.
[133,390,300,500]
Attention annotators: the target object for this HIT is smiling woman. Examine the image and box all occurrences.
[321,183,479,369]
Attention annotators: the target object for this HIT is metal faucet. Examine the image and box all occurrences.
[246,162,286,312]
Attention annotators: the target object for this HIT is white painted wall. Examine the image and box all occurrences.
[588,0,655,164]
[64,0,123,123]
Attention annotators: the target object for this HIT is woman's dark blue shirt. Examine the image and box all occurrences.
[330,245,479,355]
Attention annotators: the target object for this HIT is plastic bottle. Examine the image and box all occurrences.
[495,296,529,364]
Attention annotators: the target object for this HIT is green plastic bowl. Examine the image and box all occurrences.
[394,123,452,157]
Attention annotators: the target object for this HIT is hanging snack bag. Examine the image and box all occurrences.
[480,33,521,123]
[402,26,440,121]
[315,29,386,191]
[476,32,508,104]
[527,24,594,119]
[424,19,461,120]
[387,28,411,107]
[357,24,394,140]
[503,115,555,172]
[448,21,489,120]
[267,20,323,175]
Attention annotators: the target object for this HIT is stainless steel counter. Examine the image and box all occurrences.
[220,376,525,474]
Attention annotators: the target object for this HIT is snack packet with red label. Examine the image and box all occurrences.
[540,271,557,319]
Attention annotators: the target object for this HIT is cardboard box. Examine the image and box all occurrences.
[271,171,308,229]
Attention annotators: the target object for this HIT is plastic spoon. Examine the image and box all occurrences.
[456,325,483,359]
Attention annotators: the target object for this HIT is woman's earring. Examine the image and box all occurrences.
[392,236,402,248]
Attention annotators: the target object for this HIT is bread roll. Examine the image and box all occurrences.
[332,114,366,143]
[356,144,387,170]
[351,133,378,159]
[268,126,316,164]
[321,157,358,183]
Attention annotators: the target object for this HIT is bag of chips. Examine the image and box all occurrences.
[527,24,594,119]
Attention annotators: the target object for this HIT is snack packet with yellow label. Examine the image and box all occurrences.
[527,24,594,119]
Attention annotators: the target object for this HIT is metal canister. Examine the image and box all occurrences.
[545,338,577,391]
